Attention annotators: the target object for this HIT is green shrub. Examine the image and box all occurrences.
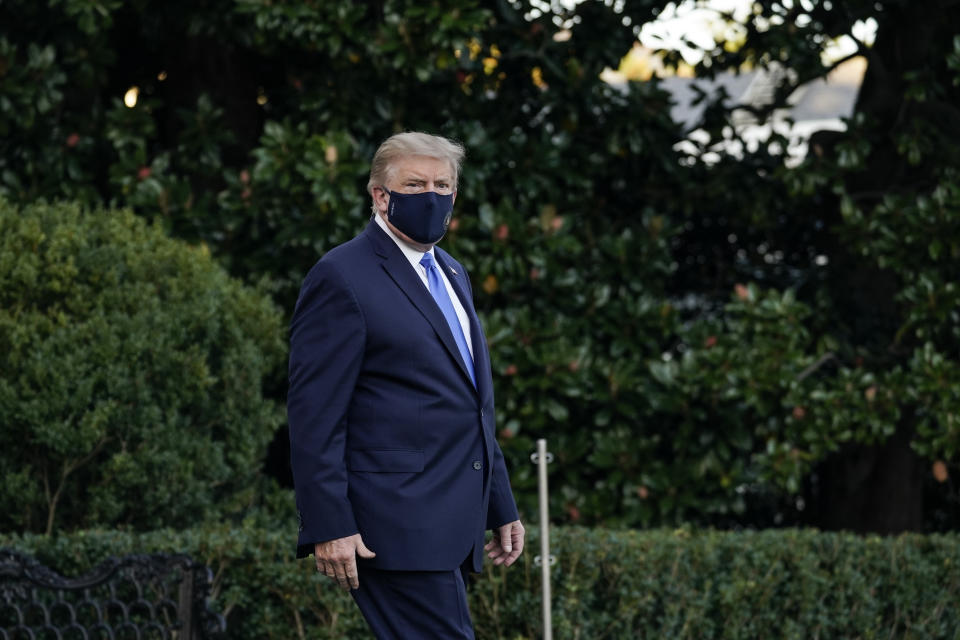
[2,526,959,639]
[0,199,285,534]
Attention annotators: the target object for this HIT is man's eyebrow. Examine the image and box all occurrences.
[399,173,452,182]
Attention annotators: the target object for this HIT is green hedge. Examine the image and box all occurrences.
[3,526,959,639]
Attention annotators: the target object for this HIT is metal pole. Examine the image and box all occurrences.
[537,438,553,640]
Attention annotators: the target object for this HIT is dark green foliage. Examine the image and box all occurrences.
[3,526,960,639]
[0,199,285,534]
[2,1,959,531]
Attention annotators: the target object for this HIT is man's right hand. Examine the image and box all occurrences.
[315,533,376,590]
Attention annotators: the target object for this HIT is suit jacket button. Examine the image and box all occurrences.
[480,408,485,418]
[472,461,482,470]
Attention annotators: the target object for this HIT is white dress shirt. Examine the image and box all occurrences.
[374,214,474,358]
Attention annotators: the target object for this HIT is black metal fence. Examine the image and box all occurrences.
[0,549,225,640]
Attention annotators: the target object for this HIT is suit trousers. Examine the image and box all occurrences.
[351,564,475,639]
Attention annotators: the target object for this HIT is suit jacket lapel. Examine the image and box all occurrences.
[364,222,475,388]
[436,250,490,402]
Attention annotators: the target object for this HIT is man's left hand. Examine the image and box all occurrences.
[485,520,525,567]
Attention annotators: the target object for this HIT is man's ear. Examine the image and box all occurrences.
[373,186,389,215]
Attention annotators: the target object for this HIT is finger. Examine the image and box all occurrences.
[502,528,525,567]
[513,532,525,555]
[502,546,522,567]
[492,545,513,565]
[322,559,338,579]
[356,539,377,559]
[490,546,510,563]
[346,557,360,590]
[498,524,513,553]
[316,558,329,575]
[333,562,351,590]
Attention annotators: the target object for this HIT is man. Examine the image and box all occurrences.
[288,131,524,639]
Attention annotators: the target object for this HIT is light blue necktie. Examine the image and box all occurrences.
[420,253,476,387]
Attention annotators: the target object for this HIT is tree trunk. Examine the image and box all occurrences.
[807,425,925,533]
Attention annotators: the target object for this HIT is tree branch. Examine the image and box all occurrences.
[796,352,836,382]
[44,436,111,535]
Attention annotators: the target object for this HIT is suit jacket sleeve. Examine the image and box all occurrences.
[288,260,365,555]
[486,438,520,530]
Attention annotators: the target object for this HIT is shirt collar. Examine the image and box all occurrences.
[374,213,434,267]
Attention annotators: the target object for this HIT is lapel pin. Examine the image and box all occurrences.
[449,266,458,275]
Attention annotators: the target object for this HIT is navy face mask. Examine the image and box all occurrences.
[384,188,454,244]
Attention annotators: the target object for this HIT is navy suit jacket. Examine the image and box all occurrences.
[288,220,519,572]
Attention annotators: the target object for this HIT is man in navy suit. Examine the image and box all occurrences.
[288,132,524,638]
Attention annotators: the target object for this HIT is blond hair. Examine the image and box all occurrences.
[367,132,465,213]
